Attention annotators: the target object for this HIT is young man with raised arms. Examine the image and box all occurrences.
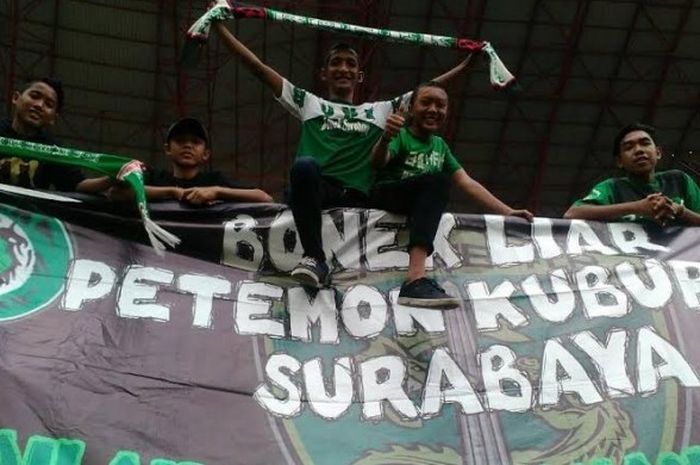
[213,20,478,287]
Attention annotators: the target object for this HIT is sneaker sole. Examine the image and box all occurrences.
[397,296,460,310]
[290,268,324,288]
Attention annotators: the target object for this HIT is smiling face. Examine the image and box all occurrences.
[320,48,363,103]
[11,82,59,133]
[616,129,661,179]
[164,134,210,169]
[408,85,449,138]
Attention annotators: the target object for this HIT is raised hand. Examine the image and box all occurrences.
[382,101,408,141]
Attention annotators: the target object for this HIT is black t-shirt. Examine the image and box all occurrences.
[145,169,247,189]
[0,118,85,191]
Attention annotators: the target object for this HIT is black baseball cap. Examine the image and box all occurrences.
[166,118,209,145]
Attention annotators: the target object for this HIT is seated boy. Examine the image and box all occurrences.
[564,122,700,225]
[0,77,110,193]
[370,81,532,309]
[139,117,272,205]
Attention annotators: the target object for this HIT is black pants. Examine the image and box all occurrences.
[288,157,368,262]
[370,173,450,256]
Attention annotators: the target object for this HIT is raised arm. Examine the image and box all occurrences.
[213,22,284,97]
[370,105,406,169]
[430,54,477,86]
[452,168,533,221]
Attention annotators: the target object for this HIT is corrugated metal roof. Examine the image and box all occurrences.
[1,0,700,215]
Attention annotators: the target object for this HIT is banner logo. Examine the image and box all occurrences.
[0,205,71,321]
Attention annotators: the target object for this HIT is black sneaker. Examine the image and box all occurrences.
[397,277,460,309]
[291,257,330,288]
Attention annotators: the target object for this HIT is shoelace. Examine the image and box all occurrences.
[300,256,319,268]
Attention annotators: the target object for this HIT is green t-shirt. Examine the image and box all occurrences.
[571,169,700,222]
[374,127,462,185]
[276,79,409,195]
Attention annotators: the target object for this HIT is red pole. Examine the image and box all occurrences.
[6,0,20,114]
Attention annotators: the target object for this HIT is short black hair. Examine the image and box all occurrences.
[323,43,360,66]
[20,77,65,111]
[612,122,656,158]
[409,81,448,107]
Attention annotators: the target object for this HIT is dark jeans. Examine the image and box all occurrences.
[370,173,450,256]
[288,157,368,262]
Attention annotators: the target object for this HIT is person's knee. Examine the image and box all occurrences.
[290,157,321,185]
[409,240,435,257]
[420,173,450,201]
[422,173,449,187]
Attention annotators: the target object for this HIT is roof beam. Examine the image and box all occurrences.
[485,0,543,192]
[48,0,60,76]
[310,0,331,97]
[4,0,19,114]
[148,0,166,165]
[171,0,186,117]
[644,0,694,122]
[676,95,700,161]
[527,0,590,212]
[357,0,391,103]
[565,2,642,207]
[444,0,486,144]
[412,0,437,88]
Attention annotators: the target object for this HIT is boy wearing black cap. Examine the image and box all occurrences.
[144,117,272,205]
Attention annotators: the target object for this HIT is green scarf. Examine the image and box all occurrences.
[0,137,180,254]
[185,0,515,89]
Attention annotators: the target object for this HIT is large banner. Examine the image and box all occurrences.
[1,192,700,465]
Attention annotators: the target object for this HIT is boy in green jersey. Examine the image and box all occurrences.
[213,21,479,288]
[371,81,532,309]
[564,122,700,225]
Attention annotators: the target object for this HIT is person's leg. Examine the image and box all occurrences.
[373,174,458,309]
[288,157,329,287]
[333,185,369,209]
[400,173,459,308]
[406,173,450,258]
[371,173,446,274]
[407,246,429,282]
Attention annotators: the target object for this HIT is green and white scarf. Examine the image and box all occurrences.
[0,137,180,254]
[186,0,516,89]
